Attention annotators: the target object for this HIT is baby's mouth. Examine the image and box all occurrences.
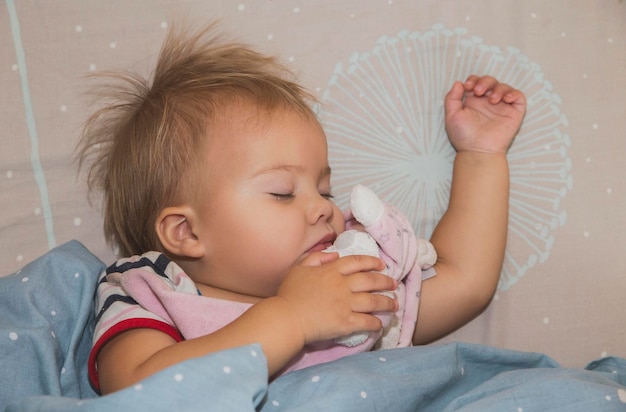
[306,233,337,254]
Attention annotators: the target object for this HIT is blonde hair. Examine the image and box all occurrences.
[78,23,317,257]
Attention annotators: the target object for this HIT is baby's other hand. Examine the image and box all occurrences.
[277,253,397,345]
[444,75,526,154]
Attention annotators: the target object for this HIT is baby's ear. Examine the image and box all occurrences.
[155,206,205,259]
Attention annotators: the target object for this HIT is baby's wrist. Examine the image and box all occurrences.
[454,150,508,166]
[452,151,510,180]
[264,295,308,348]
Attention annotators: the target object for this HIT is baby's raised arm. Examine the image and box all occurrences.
[413,75,526,344]
[96,253,396,394]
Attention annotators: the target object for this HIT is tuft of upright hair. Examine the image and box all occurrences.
[77,23,317,257]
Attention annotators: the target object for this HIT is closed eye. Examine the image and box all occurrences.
[271,193,294,200]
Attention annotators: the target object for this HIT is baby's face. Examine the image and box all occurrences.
[191,103,345,300]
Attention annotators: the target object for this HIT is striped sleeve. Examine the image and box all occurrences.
[87,252,183,393]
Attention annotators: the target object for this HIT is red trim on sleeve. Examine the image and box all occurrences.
[88,318,184,394]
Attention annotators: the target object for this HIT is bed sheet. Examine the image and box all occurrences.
[1,241,626,411]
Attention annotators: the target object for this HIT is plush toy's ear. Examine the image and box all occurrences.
[155,206,205,259]
[350,185,385,227]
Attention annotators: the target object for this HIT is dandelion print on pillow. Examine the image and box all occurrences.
[320,25,572,291]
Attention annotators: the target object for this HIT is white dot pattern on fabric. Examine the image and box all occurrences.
[311,375,320,383]
[21,277,28,283]
[223,366,231,374]
[134,384,143,391]
[74,272,80,278]
[378,357,387,362]
[174,373,183,382]
[272,400,279,406]
[250,350,257,357]
[9,332,18,341]
[360,391,367,399]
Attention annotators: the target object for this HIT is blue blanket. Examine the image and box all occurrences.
[2,241,625,411]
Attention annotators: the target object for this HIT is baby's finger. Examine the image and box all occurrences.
[466,75,497,96]
[463,74,480,90]
[487,82,515,103]
[503,88,527,106]
[351,292,398,314]
[346,313,384,333]
[445,81,466,115]
[300,250,339,267]
[334,254,386,275]
[347,271,397,293]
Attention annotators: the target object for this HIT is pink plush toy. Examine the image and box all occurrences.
[116,185,436,376]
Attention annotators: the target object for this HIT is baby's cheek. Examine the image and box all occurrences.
[331,204,347,233]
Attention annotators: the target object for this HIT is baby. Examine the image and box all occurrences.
[104,184,437,376]
[78,24,526,394]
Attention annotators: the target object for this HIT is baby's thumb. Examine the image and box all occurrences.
[444,81,465,116]
[300,251,339,267]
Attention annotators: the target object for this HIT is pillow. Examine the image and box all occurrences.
[0,240,105,406]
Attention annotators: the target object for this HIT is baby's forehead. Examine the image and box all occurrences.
[203,103,325,151]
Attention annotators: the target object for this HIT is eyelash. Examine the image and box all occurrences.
[271,193,294,200]
[270,193,334,200]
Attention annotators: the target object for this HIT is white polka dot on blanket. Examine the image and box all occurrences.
[311,375,320,383]
[223,366,231,374]
[9,332,18,341]
[360,391,367,399]
[174,373,183,382]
